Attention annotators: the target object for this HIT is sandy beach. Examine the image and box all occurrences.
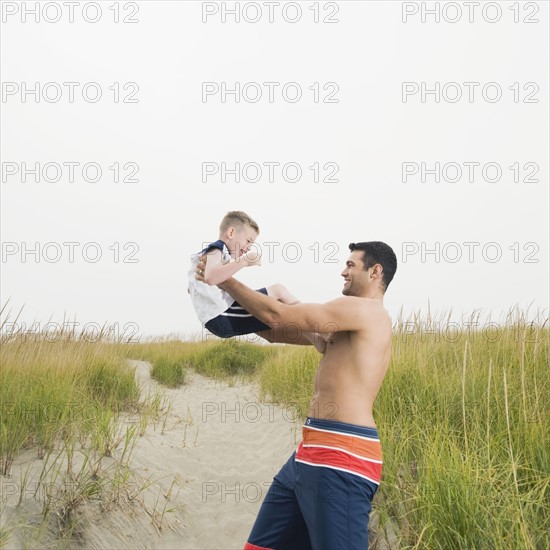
[2,360,302,549]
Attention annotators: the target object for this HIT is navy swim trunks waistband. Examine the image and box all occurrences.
[304,416,380,439]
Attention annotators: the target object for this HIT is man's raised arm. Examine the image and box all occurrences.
[219,277,367,334]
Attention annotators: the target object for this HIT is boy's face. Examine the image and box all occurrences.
[225,224,258,257]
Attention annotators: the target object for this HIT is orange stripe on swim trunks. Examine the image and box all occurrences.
[301,426,383,462]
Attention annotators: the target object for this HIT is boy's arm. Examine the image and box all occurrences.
[203,250,260,286]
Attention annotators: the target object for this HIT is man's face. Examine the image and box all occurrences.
[227,225,258,258]
[341,250,369,296]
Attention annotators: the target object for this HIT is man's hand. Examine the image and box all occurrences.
[195,255,207,283]
[196,256,234,289]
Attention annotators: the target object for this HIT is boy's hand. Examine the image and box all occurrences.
[241,248,262,267]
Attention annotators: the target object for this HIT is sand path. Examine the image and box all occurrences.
[83,360,302,549]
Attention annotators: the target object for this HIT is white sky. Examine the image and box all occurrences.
[1,1,548,340]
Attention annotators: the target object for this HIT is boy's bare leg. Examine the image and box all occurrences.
[264,284,327,353]
[265,283,299,305]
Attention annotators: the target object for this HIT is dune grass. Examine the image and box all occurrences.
[1,337,140,474]
[123,338,193,387]
[126,338,277,384]
[257,345,319,417]
[0,321,165,545]
[190,339,277,378]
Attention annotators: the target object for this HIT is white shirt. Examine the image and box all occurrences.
[188,240,235,323]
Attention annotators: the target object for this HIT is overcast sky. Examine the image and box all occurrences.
[1,1,548,340]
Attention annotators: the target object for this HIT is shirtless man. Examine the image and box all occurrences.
[198,241,397,550]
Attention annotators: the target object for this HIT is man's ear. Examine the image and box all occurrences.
[226,226,235,238]
[371,263,383,279]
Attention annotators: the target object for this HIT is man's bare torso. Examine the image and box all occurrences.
[308,301,392,428]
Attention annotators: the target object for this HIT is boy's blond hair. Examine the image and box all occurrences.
[219,211,260,235]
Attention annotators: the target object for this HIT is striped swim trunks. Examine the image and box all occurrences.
[295,416,383,485]
[244,417,383,550]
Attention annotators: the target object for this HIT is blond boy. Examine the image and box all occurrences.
[188,211,316,343]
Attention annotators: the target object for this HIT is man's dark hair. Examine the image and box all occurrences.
[348,241,397,292]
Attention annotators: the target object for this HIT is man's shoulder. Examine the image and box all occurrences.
[327,296,390,326]
[328,295,384,310]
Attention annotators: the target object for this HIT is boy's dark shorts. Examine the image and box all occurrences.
[204,288,270,338]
